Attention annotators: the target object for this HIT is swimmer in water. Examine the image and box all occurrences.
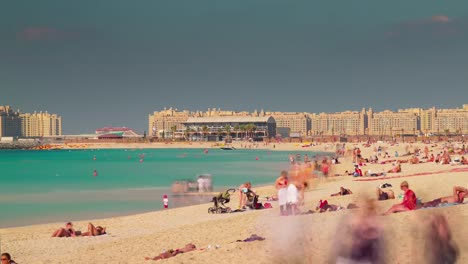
[93,155,96,161]
[93,170,98,177]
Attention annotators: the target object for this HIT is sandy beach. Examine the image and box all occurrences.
[1,141,468,263]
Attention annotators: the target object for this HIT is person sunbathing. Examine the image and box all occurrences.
[387,163,401,173]
[51,222,81,237]
[461,156,467,165]
[145,244,197,261]
[428,154,435,162]
[81,223,106,236]
[410,156,420,164]
[331,187,352,197]
[421,186,468,208]
[383,181,416,215]
[376,187,395,201]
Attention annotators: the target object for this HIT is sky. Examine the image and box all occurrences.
[1,0,468,134]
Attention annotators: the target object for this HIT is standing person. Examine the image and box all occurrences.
[275,171,288,216]
[1,253,17,264]
[334,200,384,264]
[238,182,252,209]
[424,214,459,264]
[383,181,417,215]
[286,181,299,215]
[197,176,204,193]
[163,194,169,209]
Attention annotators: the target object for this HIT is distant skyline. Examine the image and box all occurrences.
[2,1,468,134]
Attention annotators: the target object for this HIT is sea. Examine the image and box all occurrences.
[0,148,325,228]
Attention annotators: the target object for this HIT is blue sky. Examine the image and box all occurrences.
[1,1,467,133]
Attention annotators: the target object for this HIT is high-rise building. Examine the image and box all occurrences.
[367,108,419,136]
[20,111,62,137]
[148,108,194,137]
[432,106,468,134]
[0,106,21,138]
[310,108,367,136]
[264,112,311,136]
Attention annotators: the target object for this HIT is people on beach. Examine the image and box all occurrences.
[383,181,417,215]
[81,222,106,236]
[144,243,197,261]
[421,186,468,208]
[376,187,395,201]
[51,222,81,237]
[424,214,459,264]
[163,194,169,209]
[275,171,288,215]
[1,253,17,264]
[238,182,252,209]
[334,200,384,263]
[387,162,401,173]
[331,187,352,197]
[286,181,299,215]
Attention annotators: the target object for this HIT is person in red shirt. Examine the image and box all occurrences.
[384,181,417,215]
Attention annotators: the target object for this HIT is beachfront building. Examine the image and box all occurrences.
[367,108,419,136]
[264,112,311,136]
[148,108,196,138]
[20,111,62,137]
[309,109,367,136]
[95,127,142,138]
[183,116,276,141]
[432,105,468,135]
[0,106,22,138]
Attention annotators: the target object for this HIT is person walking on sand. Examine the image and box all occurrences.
[275,171,288,216]
[383,181,416,215]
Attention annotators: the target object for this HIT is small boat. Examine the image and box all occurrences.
[220,147,235,150]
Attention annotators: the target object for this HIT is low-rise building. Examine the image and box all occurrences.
[183,116,276,141]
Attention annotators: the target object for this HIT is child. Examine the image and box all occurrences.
[163,194,169,209]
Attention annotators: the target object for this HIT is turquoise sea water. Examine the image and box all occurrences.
[0,148,323,228]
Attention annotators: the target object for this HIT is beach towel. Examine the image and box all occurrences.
[286,184,298,204]
[278,188,287,206]
[236,234,265,242]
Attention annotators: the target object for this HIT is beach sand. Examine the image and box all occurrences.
[1,141,468,263]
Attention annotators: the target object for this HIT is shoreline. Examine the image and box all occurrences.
[2,141,468,263]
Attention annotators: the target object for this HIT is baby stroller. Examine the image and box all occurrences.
[208,188,236,214]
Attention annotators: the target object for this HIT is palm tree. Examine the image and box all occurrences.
[251,124,257,138]
[240,125,247,139]
[444,129,450,141]
[201,125,209,141]
[224,124,231,139]
[170,125,177,140]
[184,129,190,141]
[234,124,240,139]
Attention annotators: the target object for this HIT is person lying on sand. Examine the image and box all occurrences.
[383,181,416,215]
[331,187,352,197]
[421,186,468,208]
[81,223,106,236]
[376,187,395,201]
[316,200,358,213]
[145,244,196,261]
[387,162,401,173]
[51,222,81,237]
